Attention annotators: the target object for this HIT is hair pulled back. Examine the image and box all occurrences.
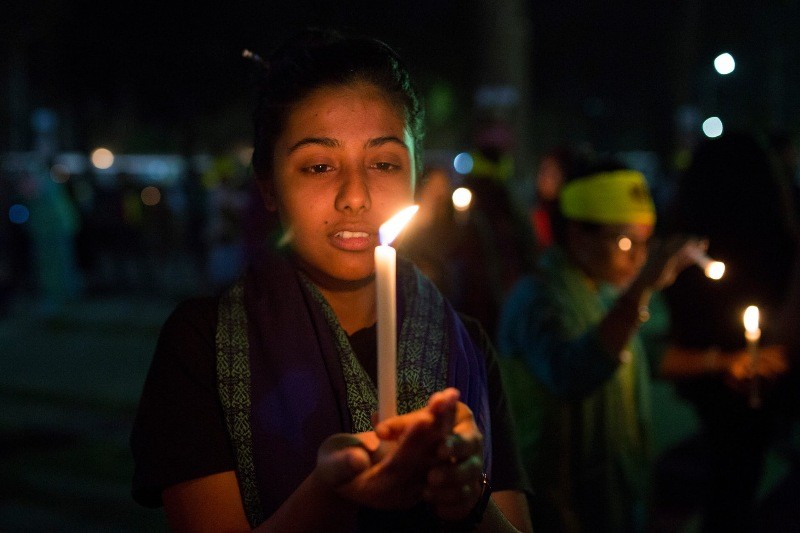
[251,29,425,180]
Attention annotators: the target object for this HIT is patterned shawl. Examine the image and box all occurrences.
[216,246,490,527]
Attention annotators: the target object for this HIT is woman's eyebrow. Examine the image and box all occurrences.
[286,135,408,154]
[287,137,339,153]
[366,136,409,150]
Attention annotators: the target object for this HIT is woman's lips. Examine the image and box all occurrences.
[331,230,373,251]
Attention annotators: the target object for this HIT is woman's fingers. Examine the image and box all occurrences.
[424,453,484,520]
[374,388,460,441]
[317,434,376,488]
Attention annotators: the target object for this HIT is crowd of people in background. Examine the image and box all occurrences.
[0,148,264,316]
[2,93,799,531]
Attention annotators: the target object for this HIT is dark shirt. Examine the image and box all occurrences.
[131,298,528,508]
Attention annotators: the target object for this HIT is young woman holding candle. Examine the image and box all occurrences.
[130,29,531,532]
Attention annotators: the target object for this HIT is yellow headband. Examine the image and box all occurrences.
[559,169,656,225]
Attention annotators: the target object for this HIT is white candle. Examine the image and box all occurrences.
[687,247,725,280]
[376,205,419,421]
[743,305,761,408]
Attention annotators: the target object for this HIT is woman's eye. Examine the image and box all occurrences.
[373,162,399,172]
[306,164,333,174]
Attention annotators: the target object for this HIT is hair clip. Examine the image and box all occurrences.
[242,49,268,68]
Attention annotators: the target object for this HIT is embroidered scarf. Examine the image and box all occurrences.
[216,247,490,527]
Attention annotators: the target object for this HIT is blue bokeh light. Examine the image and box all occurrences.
[9,204,30,224]
[453,152,474,175]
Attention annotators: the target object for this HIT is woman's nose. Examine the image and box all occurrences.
[335,165,371,213]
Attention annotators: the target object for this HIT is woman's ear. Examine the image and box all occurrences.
[255,177,279,212]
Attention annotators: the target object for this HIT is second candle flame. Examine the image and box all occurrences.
[743,305,760,340]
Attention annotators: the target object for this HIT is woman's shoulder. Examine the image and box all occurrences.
[456,313,489,347]
[152,295,221,373]
[161,296,219,334]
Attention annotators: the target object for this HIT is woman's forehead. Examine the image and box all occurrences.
[294,83,406,123]
[279,83,413,150]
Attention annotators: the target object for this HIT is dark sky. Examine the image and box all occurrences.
[3,1,799,158]
[4,1,486,151]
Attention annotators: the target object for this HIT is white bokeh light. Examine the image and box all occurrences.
[714,53,735,75]
[452,187,473,211]
[702,117,724,138]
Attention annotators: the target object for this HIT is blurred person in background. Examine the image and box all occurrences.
[528,145,581,257]
[0,170,31,316]
[455,119,534,340]
[768,129,800,220]
[17,158,82,314]
[202,154,250,292]
[659,131,799,532]
[497,159,703,532]
[395,165,458,296]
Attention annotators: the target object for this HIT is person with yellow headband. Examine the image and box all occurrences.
[496,160,704,532]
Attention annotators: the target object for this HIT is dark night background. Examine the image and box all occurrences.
[4,1,799,161]
[1,1,799,531]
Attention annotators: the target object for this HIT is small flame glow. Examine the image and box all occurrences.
[743,305,760,334]
[688,247,725,281]
[379,205,419,245]
[452,187,473,211]
[705,261,725,280]
[617,236,632,252]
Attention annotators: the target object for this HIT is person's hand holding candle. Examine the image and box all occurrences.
[315,388,467,510]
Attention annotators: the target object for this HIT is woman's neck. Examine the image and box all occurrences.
[290,252,377,335]
[318,283,376,335]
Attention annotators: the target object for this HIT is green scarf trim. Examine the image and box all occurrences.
[216,280,262,526]
[216,264,449,525]
[300,266,448,432]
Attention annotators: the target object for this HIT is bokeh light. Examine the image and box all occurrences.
[453,152,474,175]
[91,147,115,169]
[705,261,726,280]
[617,236,632,252]
[714,53,735,75]
[702,117,724,138]
[140,186,161,206]
[9,204,30,224]
[452,187,473,211]
[50,163,70,183]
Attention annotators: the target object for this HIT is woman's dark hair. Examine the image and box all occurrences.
[250,29,425,180]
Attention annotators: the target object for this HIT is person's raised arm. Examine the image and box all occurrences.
[598,236,703,360]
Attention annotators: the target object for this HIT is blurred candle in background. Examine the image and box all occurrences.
[452,187,472,226]
[687,247,726,280]
[743,305,761,408]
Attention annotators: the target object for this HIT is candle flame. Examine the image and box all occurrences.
[743,305,760,333]
[452,187,473,211]
[705,261,725,280]
[687,247,725,280]
[379,205,419,245]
